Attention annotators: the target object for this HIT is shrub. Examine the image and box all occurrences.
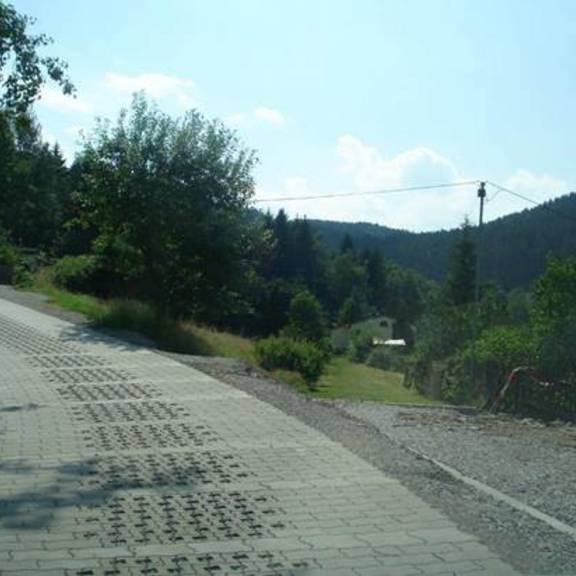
[348,327,374,363]
[367,346,406,372]
[51,255,103,294]
[0,233,17,267]
[14,250,49,287]
[254,336,327,387]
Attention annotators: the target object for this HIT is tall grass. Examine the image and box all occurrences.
[99,299,214,356]
[32,268,107,320]
[30,272,254,359]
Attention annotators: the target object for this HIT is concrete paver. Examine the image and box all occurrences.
[0,298,520,575]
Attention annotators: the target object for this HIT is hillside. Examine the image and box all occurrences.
[309,193,576,289]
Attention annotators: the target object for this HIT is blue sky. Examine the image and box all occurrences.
[14,0,576,231]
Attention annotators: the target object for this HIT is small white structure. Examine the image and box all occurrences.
[382,338,406,347]
[331,315,396,352]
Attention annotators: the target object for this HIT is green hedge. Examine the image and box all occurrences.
[254,336,327,387]
[366,346,406,372]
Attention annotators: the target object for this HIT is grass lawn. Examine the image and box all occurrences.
[310,356,441,405]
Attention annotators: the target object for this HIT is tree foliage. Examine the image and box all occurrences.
[0,113,71,248]
[532,257,576,336]
[72,93,257,319]
[0,1,74,250]
[531,257,576,381]
[284,290,328,345]
[309,193,576,292]
[475,325,535,378]
[0,1,74,112]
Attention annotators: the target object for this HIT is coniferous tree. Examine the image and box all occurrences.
[284,290,328,345]
[364,249,389,313]
[271,209,294,279]
[0,114,70,248]
[445,219,476,306]
[340,232,355,254]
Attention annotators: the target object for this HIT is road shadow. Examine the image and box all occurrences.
[0,457,114,530]
[59,323,155,353]
[0,403,41,413]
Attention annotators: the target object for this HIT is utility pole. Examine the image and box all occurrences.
[471,182,486,393]
[475,182,486,306]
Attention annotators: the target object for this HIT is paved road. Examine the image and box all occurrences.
[0,298,519,575]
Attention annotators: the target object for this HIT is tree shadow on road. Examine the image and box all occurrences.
[59,323,155,353]
[0,457,116,530]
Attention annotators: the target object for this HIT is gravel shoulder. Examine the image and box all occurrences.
[174,355,576,575]
[333,402,576,528]
[1,285,575,574]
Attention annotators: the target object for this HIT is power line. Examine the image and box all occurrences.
[486,181,576,224]
[486,188,501,203]
[252,177,576,224]
[252,180,480,203]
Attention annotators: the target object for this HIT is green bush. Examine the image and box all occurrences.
[51,255,103,294]
[0,235,17,267]
[348,328,374,363]
[254,336,327,387]
[14,251,50,287]
[366,346,406,372]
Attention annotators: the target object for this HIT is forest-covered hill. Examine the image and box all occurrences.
[310,193,576,290]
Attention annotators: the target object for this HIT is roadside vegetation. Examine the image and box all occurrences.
[30,269,255,359]
[0,1,574,416]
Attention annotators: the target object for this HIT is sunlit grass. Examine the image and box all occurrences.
[311,356,441,404]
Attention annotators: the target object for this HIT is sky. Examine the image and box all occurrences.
[12,0,576,231]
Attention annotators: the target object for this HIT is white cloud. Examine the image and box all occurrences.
[257,136,571,232]
[503,170,569,201]
[256,177,352,221]
[283,177,310,197]
[254,106,286,126]
[336,135,457,190]
[39,87,92,114]
[104,72,198,108]
[331,135,472,229]
[225,106,286,128]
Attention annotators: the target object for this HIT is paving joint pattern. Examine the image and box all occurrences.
[0,298,520,575]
